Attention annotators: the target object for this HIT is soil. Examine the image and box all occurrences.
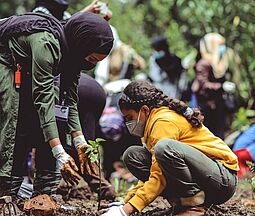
[56,177,255,216]
[2,177,255,216]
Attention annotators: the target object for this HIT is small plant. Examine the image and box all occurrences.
[86,138,106,211]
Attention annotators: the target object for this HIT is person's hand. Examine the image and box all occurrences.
[73,135,98,175]
[101,205,127,216]
[81,0,100,14]
[52,144,81,185]
[103,9,112,21]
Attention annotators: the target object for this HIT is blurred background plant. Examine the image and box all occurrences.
[1,0,254,116]
[231,108,255,131]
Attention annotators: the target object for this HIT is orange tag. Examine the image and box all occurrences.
[15,64,21,88]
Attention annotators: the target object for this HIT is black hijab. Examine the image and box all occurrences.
[0,12,67,54]
[33,0,69,20]
[64,12,114,69]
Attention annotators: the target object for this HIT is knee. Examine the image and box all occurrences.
[123,146,140,167]
[154,138,181,160]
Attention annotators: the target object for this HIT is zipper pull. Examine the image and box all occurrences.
[15,64,21,89]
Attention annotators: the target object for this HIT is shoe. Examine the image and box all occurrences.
[12,195,27,211]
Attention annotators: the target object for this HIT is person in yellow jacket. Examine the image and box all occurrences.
[102,80,238,216]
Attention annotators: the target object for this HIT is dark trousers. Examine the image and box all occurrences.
[123,138,237,205]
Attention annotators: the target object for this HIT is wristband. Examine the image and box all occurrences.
[52,144,65,158]
[73,134,87,149]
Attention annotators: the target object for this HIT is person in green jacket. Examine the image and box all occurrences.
[0,12,113,198]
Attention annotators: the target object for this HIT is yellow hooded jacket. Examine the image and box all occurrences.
[124,106,239,212]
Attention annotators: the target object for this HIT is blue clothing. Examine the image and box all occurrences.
[233,124,255,160]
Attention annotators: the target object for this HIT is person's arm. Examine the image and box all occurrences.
[29,32,80,185]
[149,55,163,82]
[80,0,112,21]
[60,70,82,134]
[59,65,98,175]
[123,180,144,203]
[80,0,100,13]
[30,33,61,142]
[124,120,179,213]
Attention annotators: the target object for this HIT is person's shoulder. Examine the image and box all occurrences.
[151,107,180,121]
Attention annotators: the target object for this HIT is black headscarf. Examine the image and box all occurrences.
[33,0,69,20]
[64,12,114,69]
[151,36,169,52]
[0,12,67,54]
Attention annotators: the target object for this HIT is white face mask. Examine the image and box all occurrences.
[218,44,226,57]
[155,50,165,59]
[125,109,146,137]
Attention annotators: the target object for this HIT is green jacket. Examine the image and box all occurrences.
[0,31,81,176]
[9,31,82,141]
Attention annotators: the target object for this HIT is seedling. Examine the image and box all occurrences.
[86,138,106,211]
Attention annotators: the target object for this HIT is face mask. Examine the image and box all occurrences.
[125,109,146,137]
[155,50,165,60]
[218,44,226,57]
[82,60,96,70]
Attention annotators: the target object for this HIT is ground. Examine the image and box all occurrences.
[2,176,255,216]
[44,177,255,215]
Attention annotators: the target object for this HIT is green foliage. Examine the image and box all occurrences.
[231,107,255,131]
[113,177,136,201]
[1,0,254,102]
[87,138,105,163]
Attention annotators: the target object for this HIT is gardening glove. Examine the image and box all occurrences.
[101,205,127,216]
[52,144,81,185]
[73,135,98,175]
[100,201,125,210]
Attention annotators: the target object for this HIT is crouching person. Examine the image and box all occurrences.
[102,80,238,215]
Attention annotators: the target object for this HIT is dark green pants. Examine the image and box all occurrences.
[123,138,237,205]
[0,42,19,178]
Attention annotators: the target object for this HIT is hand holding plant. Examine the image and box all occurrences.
[77,143,99,175]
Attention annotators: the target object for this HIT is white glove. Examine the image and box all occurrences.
[107,201,125,208]
[73,134,87,149]
[52,144,70,170]
[102,206,127,216]
[52,144,80,185]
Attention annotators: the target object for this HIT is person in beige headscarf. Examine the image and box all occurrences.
[199,32,241,86]
[95,25,146,86]
[195,33,241,137]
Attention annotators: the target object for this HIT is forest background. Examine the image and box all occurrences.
[1,0,254,129]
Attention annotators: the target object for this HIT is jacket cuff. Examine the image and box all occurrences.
[128,195,147,212]
[42,122,59,142]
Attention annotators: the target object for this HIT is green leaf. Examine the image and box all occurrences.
[85,148,92,154]
[88,140,95,146]
[90,154,99,163]
[95,138,106,144]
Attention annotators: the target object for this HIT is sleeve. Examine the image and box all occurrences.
[30,32,61,142]
[196,69,221,91]
[128,154,167,212]
[60,68,82,134]
[128,120,179,212]
[149,56,163,82]
[124,180,144,203]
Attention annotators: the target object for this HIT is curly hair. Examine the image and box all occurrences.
[118,80,204,128]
